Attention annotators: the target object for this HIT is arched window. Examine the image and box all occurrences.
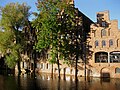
[102,40,106,47]
[108,28,111,36]
[101,29,106,37]
[109,39,113,47]
[115,68,120,73]
[117,39,120,47]
[95,40,99,47]
[117,39,119,47]
[40,63,43,69]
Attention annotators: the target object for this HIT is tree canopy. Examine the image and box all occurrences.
[0,1,83,80]
[32,0,82,79]
[0,2,31,68]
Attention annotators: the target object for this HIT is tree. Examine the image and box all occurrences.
[33,0,82,80]
[32,0,68,78]
[33,0,67,51]
[0,3,31,73]
[58,7,82,81]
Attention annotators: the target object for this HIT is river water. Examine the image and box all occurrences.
[0,73,120,90]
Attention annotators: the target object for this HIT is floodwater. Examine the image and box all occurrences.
[0,73,120,90]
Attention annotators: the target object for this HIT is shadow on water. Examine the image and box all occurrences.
[0,73,120,90]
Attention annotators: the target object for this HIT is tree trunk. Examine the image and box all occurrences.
[75,31,79,82]
[57,54,60,79]
[17,61,21,74]
[51,63,53,79]
[75,54,78,82]
[63,68,66,80]
[84,43,87,81]
[33,51,36,75]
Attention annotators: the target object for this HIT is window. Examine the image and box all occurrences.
[117,39,120,47]
[115,68,120,73]
[108,28,110,36]
[37,63,40,68]
[102,40,106,47]
[46,63,49,69]
[117,39,119,47]
[101,22,106,27]
[40,63,43,69]
[101,29,106,37]
[109,39,113,47]
[95,52,108,63]
[92,30,96,37]
[110,52,120,63]
[95,40,99,47]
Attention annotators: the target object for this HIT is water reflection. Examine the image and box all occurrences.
[0,73,120,90]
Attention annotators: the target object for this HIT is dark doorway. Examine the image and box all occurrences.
[101,72,110,78]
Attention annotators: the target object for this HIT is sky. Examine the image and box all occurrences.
[74,0,120,28]
[0,0,120,28]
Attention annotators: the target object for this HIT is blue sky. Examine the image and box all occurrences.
[0,0,120,28]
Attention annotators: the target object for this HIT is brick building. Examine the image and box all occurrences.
[36,1,94,77]
[13,0,120,78]
[36,10,120,78]
[89,10,120,78]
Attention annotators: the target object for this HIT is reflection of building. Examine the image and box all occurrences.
[90,10,120,78]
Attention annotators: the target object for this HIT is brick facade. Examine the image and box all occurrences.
[89,10,120,78]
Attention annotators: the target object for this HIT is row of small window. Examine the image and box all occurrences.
[95,39,113,47]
